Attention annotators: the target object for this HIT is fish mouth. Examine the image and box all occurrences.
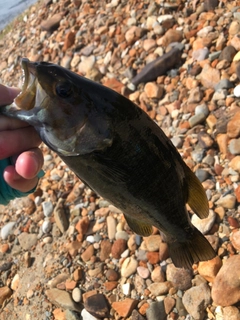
[14,58,38,110]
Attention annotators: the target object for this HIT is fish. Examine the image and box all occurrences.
[0,58,216,269]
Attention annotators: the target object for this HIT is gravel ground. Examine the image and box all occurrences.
[1,0,240,319]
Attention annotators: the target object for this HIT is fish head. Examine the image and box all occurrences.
[2,58,113,156]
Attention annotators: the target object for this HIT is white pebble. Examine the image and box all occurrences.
[122,283,131,295]
[34,196,42,206]
[1,222,16,240]
[42,220,52,233]
[72,287,81,302]
[86,235,95,243]
[81,308,98,320]
[42,201,53,217]
[234,84,240,97]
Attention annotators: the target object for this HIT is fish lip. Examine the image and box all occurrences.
[14,58,37,110]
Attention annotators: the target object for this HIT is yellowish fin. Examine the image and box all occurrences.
[184,165,209,219]
[168,227,216,269]
[124,214,153,236]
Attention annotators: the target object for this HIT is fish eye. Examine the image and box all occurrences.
[55,82,73,98]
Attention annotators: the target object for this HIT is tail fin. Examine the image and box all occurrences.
[168,227,216,269]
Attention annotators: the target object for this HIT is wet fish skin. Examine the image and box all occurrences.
[0,59,216,268]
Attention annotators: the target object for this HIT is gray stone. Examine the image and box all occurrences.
[42,201,54,217]
[212,89,228,101]
[214,79,234,91]
[18,232,38,250]
[229,138,240,155]
[1,222,16,240]
[189,113,206,127]
[192,47,209,61]
[46,288,83,312]
[195,104,209,117]
[219,45,237,62]
[166,264,192,291]
[146,301,167,320]
[54,199,69,233]
[182,283,211,320]
[195,169,209,182]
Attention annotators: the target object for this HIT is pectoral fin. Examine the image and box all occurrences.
[124,214,153,236]
[184,164,209,219]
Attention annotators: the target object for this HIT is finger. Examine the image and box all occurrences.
[0,115,30,131]
[0,127,41,159]
[15,148,44,179]
[3,165,39,193]
[0,85,20,105]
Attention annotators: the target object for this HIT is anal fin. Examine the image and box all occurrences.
[184,164,209,219]
[168,227,216,269]
[124,214,153,236]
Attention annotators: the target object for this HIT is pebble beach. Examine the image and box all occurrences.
[1,0,240,319]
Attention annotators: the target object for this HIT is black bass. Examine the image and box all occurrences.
[0,58,216,269]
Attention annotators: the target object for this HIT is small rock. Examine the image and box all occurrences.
[191,210,216,234]
[166,264,192,291]
[189,113,206,127]
[144,82,163,99]
[40,13,63,32]
[42,201,54,217]
[164,296,175,314]
[151,265,165,282]
[230,229,240,251]
[106,216,116,240]
[46,288,82,312]
[0,286,12,306]
[78,56,95,74]
[216,194,236,209]
[212,255,240,306]
[229,138,240,155]
[111,239,127,259]
[198,256,222,282]
[227,111,240,138]
[81,245,94,262]
[219,45,237,62]
[42,220,52,233]
[84,294,109,318]
[18,232,38,250]
[144,235,161,251]
[10,273,19,291]
[81,309,98,320]
[223,306,240,320]
[200,64,221,89]
[137,266,150,279]
[1,222,16,240]
[72,288,81,303]
[100,240,112,261]
[192,47,209,61]
[112,298,138,318]
[54,199,69,233]
[121,257,138,278]
[148,281,172,296]
[146,301,167,320]
[182,283,211,320]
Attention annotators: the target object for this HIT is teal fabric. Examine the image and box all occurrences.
[0,158,44,205]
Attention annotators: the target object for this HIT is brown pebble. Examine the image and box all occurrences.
[111,239,127,259]
[112,298,138,318]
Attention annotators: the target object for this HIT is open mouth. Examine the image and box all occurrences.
[14,58,37,110]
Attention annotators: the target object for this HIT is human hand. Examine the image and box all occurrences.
[0,84,44,204]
